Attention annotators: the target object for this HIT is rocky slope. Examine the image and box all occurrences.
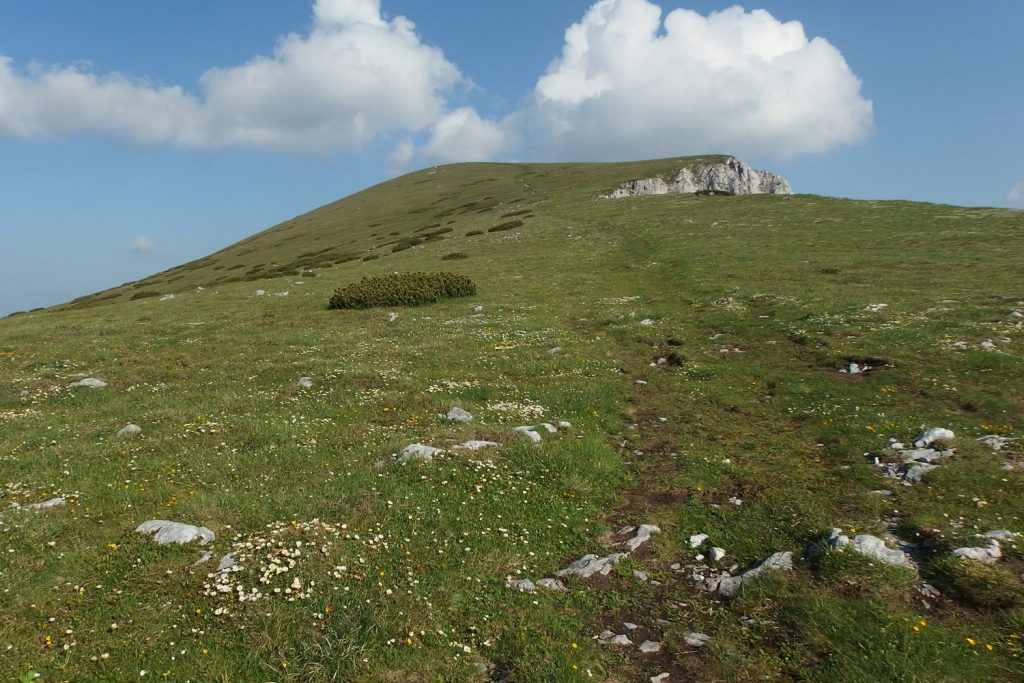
[605,156,792,197]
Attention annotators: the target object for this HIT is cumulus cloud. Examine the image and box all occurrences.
[130,236,156,253]
[528,0,874,160]
[0,0,501,157]
[1008,180,1024,208]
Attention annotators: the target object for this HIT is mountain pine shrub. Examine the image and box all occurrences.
[328,272,476,310]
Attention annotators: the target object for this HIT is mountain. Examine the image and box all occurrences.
[1,157,1022,682]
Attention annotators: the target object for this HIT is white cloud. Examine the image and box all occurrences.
[528,0,874,160]
[421,108,512,163]
[0,0,501,157]
[130,236,156,253]
[1008,180,1024,208]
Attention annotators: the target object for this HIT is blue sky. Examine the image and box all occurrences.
[1,0,1022,316]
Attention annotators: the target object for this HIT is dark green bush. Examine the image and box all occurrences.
[392,238,424,253]
[362,254,381,261]
[130,291,161,301]
[441,252,468,261]
[328,272,476,310]
[465,230,484,236]
[488,220,524,233]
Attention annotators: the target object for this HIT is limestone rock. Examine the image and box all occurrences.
[605,157,791,198]
[513,426,542,443]
[710,551,793,597]
[136,519,214,545]
[912,428,954,448]
[555,553,627,578]
[445,407,473,422]
[25,497,66,510]
[117,423,142,438]
[453,440,500,451]
[397,443,443,464]
[684,632,712,647]
[70,377,107,388]
[689,533,709,548]
[849,534,916,570]
[902,462,939,485]
[639,640,662,654]
[651,674,670,683]
[618,524,661,552]
[952,540,1002,565]
[507,578,536,593]
[298,377,314,388]
[537,578,567,591]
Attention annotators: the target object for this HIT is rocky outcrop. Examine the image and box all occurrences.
[605,156,792,198]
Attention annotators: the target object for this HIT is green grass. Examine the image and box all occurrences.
[2,157,1023,681]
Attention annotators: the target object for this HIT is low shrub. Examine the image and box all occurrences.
[465,230,484,236]
[441,252,468,261]
[130,291,161,301]
[392,238,424,253]
[362,254,381,261]
[488,220,524,233]
[328,272,476,310]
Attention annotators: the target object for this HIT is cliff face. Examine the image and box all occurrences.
[606,156,792,197]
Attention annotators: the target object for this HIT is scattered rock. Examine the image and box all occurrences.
[623,622,638,630]
[865,303,888,312]
[538,422,558,433]
[396,443,443,464]
[639,640,662,654]
[912,428,954,448]
[980,340,996,350]
[555,553,627,578]
[507,579,537,593]
[902,462,939,485]
[159,294,175,301]
[897,447,952,464]
[595,631,633,647]
[684,632,712,647]
[977,435,1017,451]
[453,440,500,451]
[850,534,916,570]
[513,426,542,443]
[193,551,214,566]
[705,551,793,597]
[70,377,107,388]
[387,312,398,322]
[651,674,670,683]
[710,547,726,562]
[136,520,214,546]
[536,578,567,591]
[617,524,661,552]
[117,423,142,438]
[298,377,314,388]
[445,406,473,422]
[980,529,1018,542]
[217,553,237,572]
[558,421,572,430]
[689,533,709,548]
[952,540,1002,565]
[633,569,649,582]
[640,319,654,326]
[25,497,66,510]
[272,291,289,297]
[547,346,562,354]
[254,289,266,297]
[473,305,484,314]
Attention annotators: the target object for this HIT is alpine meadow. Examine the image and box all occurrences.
[2,155,1023,682]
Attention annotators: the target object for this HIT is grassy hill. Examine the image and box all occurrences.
[1,157,1023,681]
